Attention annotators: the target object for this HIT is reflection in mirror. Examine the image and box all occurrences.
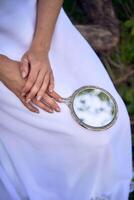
[73,88,117,129]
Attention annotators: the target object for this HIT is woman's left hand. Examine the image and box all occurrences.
[20,49,55,102]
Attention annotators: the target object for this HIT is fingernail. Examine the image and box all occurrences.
[49,88,53,93]
[22,71,26,78]
[59,98,63,102]
[21,93,25,97]
[35,110,39,113]
[26,98,31,103]
[23,59,28,63]
[37,96,41,101]
[56,107,60,112]
[49,109,54,113]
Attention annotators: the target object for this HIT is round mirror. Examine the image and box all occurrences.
[69,86,118,131]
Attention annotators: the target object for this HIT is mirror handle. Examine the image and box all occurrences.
[61,96,72,107]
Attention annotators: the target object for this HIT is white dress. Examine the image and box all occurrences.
[0,0,133,200]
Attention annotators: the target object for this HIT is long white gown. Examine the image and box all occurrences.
[0,0,133,199]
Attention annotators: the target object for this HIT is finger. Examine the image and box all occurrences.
[20,58,29,79]
[21,98,39,113]
[33,98,54,113]
[42,93,61,112]
[25,70,45,102]
[47,90,63,102]
[48,72,54,93]
[36,72,50,101]
[21,67,39,97]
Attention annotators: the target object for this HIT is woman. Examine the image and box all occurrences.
[0,0,133,199]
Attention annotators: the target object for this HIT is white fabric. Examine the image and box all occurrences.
[0,0,133,199]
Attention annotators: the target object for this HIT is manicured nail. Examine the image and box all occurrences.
[56,107,60,112]
[23,59,28,63]
[37,96,41,101]
[26,98,31,103]
[59,98,63,102]
[49,87,53,93]
[35,110,39,113]
[49,109,54,113]
[22,71,26,78]
[21,92,25,97]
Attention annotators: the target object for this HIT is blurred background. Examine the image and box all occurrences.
[63,0,134,199]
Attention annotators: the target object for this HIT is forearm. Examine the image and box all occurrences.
[31,0,63,53]
[0,54,7,81]
[0,54,6,61]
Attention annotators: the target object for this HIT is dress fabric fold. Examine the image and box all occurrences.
[0,0,132,199]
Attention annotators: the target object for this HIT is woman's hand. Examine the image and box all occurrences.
[0,55,62,113]
[20,49,55,103]
[19,0,64,109]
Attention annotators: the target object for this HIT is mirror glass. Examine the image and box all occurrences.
[73,88,117,129]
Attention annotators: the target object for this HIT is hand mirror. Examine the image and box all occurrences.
[62,86,118,131]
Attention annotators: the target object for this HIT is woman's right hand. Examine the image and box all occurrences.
[0,55,62,113]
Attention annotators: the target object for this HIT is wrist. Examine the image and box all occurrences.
[29,46,50,57]
[30,38,50,55]
[0,55,12,81]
